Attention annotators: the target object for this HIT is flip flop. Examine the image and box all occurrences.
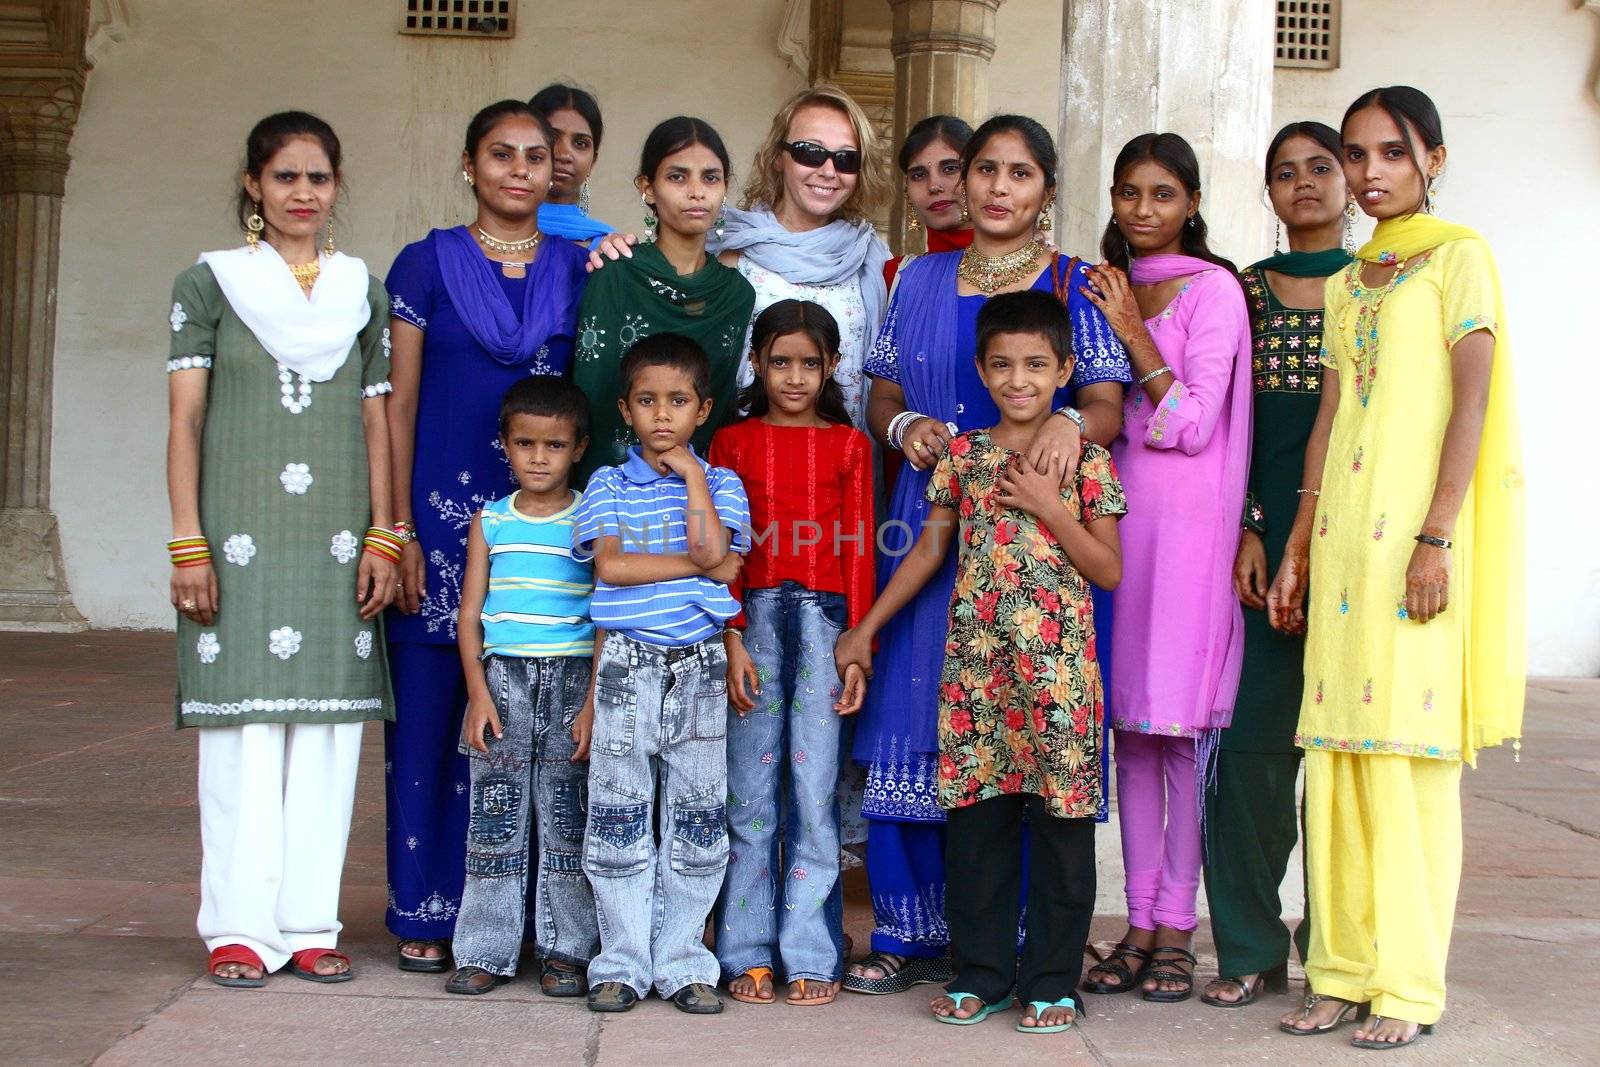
[729,966,776,1005]
[933,991,1016,1025]
[289,947,353,984]
[1017,994,1082,1034]
[786,978,837,1006]
[1350,1017,1433,1050]
[207,944,266,989]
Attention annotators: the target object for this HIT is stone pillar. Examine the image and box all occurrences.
[888,0,1004,254]
[1057,0,1276,266]
[0,4,90,631]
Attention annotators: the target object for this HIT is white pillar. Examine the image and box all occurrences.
[1056,0,1276,265]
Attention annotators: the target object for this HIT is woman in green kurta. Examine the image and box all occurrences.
[166,113,396,988]
[572,117,755,485]
[1200,122,1352,1008]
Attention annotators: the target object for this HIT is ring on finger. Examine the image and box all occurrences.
[181,598,197,612]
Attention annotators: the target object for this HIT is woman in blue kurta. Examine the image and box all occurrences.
[845,115,1130,995]
[383,100,587,969]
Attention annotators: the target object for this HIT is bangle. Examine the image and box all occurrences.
[363,526,405,563]
[1414,533,1453,549]
[1296,488,1321,498]
[392,519,417,545]
[1136,365,1174,387]
[1053,405,1087,435]
[887,410,928,450]
[167,536,211,568]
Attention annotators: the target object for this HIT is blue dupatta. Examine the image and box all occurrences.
[433,225,586,366]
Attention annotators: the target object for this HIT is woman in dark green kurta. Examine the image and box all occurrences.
[1201,122,1352,1007]
[572,117,755,485]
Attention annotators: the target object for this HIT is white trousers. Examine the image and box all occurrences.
[196,721,364,972]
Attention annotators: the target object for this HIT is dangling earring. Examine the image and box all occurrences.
[461,169,475,187]
[1038,199,1054,232]
[958,196,970,224]
[641,194,657,243]
[714,212,726,240]
[1343,199,1359,256]
[1273,217,1283,256]
[1187,215,1198,229]
[324,217,336,257]
[904,190,920,232]
[579,181,591,214]
[1425,176,1438,214]
[245,202,264,252]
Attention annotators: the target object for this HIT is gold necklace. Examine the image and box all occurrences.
[287,259,321,293]
[476,226,542,255]
[958,239,1044,294]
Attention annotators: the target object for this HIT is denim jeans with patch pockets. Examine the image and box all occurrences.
[452,655,599,977]
[715,583,848,985]
[584,631,729,998]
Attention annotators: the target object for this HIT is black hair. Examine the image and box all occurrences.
[463,99,554,160]
[1100,132,1237,274]
[1341,86,1445,215]
[619,333,711,402]
[528,83,604,150]
[961,114,1057,190]
[236,111,341,230]
[1264,120,1342,185]
[975,290,1073,368]
[638,116,732,182]
[498,374,591,442]
[898,114,974,172]
[736,299,852,426]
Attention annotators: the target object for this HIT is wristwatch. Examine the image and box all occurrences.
[1053,404,1087,435]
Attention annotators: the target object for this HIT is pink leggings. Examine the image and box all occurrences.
[1114,730,1201,932]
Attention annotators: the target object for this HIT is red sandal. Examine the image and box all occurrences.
[208,944,266,989]
[289,947,354,984]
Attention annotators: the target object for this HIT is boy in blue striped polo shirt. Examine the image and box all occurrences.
[449,376,601,999]
[571,334,751,1015]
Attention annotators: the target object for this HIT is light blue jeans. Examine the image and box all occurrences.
[716,583,846,984]
[583,631,729,998]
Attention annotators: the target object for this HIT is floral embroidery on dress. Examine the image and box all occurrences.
[268,626,303,660]
[1242,268,1326,395]
[170,302,188,333]
[196,632,220,664]
[278,364,313,414]
[330,530,359,564]
[222,534,256,567]
[279,463,313,495]
[1371,513,1387,541]
[1351,446,1364,472]
[1148,382,1187,443]
[355,630,374,660]
[1294,731,1459,761]
[381,326,392,359]
[390,293,427,329]
[1342,252,1433,407]
[362,381,393,398]
[167,356,213,373]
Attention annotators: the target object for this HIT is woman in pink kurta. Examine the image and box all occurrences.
[1079,133,1253,1004]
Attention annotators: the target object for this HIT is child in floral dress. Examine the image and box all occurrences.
[836,290,1125,1034]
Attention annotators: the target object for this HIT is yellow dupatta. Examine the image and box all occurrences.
[1357,215,1525,764]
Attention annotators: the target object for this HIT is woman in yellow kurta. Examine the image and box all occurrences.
[1266,86,1523,1051]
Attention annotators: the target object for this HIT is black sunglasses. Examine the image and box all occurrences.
[784,140,863,175]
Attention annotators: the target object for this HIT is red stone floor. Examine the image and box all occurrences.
[1,631,1596,1064]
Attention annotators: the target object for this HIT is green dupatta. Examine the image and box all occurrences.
[572,242,757,485]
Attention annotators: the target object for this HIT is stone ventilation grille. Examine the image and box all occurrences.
[1274,0,1340,69]
[400,0,516,38]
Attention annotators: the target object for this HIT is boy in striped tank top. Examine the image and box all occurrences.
[448,376,601,998]
[572,334,752,1015]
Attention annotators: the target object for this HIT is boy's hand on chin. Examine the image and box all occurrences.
[657,444,699,479]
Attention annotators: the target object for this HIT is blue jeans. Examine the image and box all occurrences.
[716,583,846,984]
[452,655,598,976]
[584,631,729,998]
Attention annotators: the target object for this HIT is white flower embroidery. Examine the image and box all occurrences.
[196,632,220,664]
[355,630,373,660]
[278,364,312,414]
[457,471,471,485]
[170,302,187,333]
[279,463,313,495]
[330,529,359,564]
[222,534,256,567]
[268,626,303,660]
[381,326,392,359]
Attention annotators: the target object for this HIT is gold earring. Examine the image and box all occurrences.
[1039,200,1054,232]
[245,202,264,252]
[904,190,920,232]
[462,169,475,187]
[324,217,336,257]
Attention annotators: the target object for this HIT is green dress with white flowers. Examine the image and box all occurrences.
[167,262,395,728]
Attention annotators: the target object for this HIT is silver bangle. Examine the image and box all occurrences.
[1296,488,1321,498]
[887,410,928,450]
[1136,365,1174,387]
[1053,405,1087,435]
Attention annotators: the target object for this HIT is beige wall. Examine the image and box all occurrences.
[50,0,1600,673]
[1272,0,1600,675]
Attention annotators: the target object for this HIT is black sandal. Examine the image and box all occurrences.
[396,938,450,973]
[1280,993,1370,1035]
[1140,945,1197,1003]
[1200,961,1289,1007]
[671,982,724,1014]
[1080,942,1152,995]
[586,980,639,1013]
[841,952,953,995]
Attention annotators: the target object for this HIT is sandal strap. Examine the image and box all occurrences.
[1210,977,1252,995]
[1149,946,1197,965]
[209,944,265,974]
